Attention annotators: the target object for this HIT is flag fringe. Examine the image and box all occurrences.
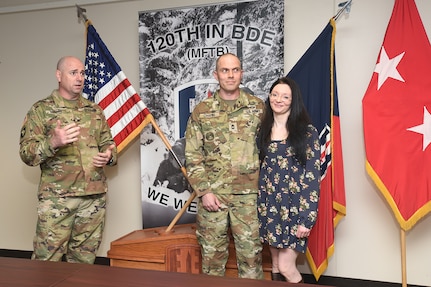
[306,241,335,281]
[333,202,346,227]
[365,160,431,231]
[329,17,347,230]
[116,113,153,153]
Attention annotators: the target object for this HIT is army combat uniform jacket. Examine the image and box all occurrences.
[185,89,264,197]
[19,89,117,200]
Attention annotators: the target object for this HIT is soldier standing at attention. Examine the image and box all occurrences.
[185,53,264,279]
[19,56,117,264]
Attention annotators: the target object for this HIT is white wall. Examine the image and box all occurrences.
[1,0,430,285]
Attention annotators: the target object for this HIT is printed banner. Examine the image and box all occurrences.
[138,0,284,228]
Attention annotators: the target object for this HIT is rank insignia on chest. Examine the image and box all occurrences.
[229,122,238,133]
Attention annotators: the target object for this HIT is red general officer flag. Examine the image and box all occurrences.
[363,0,431,231]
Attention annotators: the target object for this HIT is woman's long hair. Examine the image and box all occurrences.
[258,77,312,166]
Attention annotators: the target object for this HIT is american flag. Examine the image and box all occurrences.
[83,22,151,153]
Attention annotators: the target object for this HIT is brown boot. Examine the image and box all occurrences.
[271,272,286,281]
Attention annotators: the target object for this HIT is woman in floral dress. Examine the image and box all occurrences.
[257,77,321,283]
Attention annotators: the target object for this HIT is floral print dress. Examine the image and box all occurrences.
[257,125,321,253]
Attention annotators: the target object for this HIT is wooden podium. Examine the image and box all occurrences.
[108,223,272,279]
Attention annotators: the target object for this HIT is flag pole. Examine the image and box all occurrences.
[334,0,352,21]
[76,4,87,23]
[148,115,198,232]
[76,4,197,233]
[400,229,407,287]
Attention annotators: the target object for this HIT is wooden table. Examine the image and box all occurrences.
[0,257,327,287]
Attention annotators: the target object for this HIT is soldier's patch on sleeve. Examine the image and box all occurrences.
[20,126,26,138]
[205,131,215,141]
[20,116,27,138]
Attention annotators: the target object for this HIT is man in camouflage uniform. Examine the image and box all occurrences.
[185,53,264,279]
[19,56,117,264]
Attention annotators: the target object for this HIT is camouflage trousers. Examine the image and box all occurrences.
[31,193,106,264]
[196,193,263,279]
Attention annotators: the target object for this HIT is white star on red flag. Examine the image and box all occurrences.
[374,46,405,90]
[407,106,431,151]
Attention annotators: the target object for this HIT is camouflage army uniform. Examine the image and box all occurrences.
[185,89,264,279]
[19,89,117,264]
